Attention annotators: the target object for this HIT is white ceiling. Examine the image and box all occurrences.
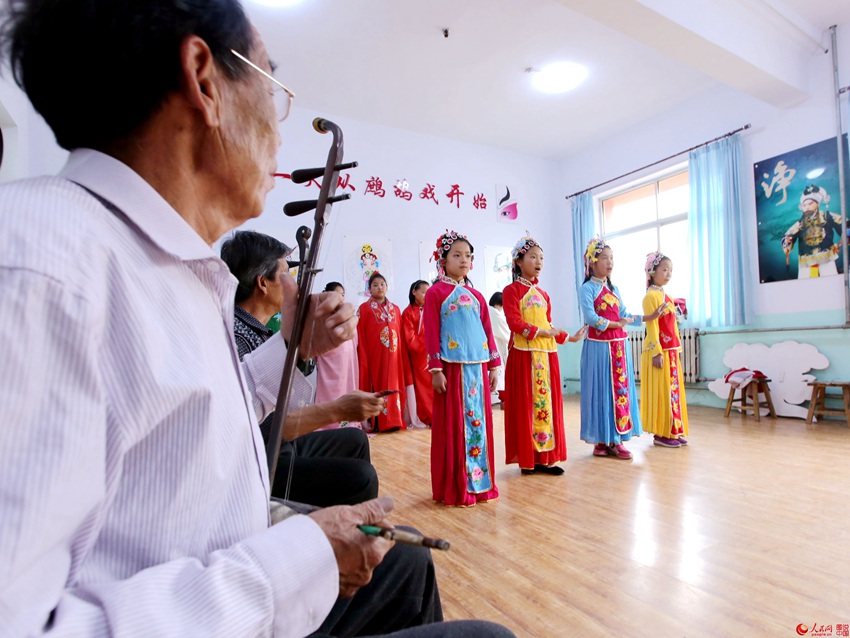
[246,0,850,160]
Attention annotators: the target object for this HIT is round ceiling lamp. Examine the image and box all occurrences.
[528,61,588,94]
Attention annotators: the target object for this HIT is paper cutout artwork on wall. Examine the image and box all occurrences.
[496,185,518,223]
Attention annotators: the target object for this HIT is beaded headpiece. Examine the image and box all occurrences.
[432,229,474,276]
[511,233,540,262]
[644,251,667,287]
[584,237,609,277]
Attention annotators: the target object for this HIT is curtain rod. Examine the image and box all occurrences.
[564,123,752,200]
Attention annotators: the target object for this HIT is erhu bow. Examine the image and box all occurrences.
[266,117,358,493]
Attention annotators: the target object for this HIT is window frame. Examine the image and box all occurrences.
[597,162,689,245]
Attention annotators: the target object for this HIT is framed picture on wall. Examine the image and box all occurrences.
[754,136,848,283]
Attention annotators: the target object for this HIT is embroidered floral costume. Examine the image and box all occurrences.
[357,296,408,431]
[579,240,644,446]
[502,236,569,470]
[640,252,688,441]
[424,231,501,506]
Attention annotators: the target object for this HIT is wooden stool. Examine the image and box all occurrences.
[724,378,777,422]
[805,381,850,427]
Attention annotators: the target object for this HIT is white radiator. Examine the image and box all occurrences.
[626,328,700,384]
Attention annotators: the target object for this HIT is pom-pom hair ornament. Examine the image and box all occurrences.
[583,237,609,276]
[431,229,474,276]
[511,233,540,262]
[644,251,667,287]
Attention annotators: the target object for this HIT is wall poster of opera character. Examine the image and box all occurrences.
[754,136,848,283]
[343,235,394,299]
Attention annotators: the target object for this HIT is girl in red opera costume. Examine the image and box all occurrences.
[402,280,433,428]
[503,235,586,475]
[357,272,409,432]
[424,231,501,506]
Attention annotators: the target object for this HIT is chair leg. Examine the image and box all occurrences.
[750,384,760,422]
[843,386,850,428]
[805,386,818,426]
[724,388,735,417]
[762,382,777,418]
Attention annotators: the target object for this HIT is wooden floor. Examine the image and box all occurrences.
[368,397,850,638]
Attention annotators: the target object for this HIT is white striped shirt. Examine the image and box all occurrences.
[0,149,337,637]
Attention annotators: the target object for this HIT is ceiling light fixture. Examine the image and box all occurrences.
[527,61,588,94]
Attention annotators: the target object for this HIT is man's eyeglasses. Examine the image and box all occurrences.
[230,49,295,122]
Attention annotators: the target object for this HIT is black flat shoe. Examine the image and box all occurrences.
[533,464,564,475]
[520,468,535,475]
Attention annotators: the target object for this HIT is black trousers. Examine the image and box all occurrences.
[311,535,516,638]
[271,428,379,507]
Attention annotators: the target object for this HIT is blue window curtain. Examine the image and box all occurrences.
[570,191,597,323]
[687,134,752,327]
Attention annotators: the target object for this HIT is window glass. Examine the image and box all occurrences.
[602,183,655,233]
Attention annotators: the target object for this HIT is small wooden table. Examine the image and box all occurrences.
[724,378,776,422]
[805,381,850,427]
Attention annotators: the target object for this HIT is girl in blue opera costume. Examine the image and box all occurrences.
[579,238,665,460]
[424,230,501,507]
[640,252,689,448]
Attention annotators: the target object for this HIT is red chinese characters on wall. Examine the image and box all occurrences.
[365,177,386,198]
[276,171,496,214]
[393,179,413,201]
[419,183,439,205]
[446,184,464,208]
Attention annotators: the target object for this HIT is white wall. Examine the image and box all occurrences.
[242,108,568,318]
[0,74,68,182]
[0,77,565,320]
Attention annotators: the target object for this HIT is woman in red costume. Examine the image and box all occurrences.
[402,280,433,427]
[357,272,408,432]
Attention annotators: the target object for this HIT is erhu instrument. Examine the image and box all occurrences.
[267,118,450,551]
[266,117,356,492]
